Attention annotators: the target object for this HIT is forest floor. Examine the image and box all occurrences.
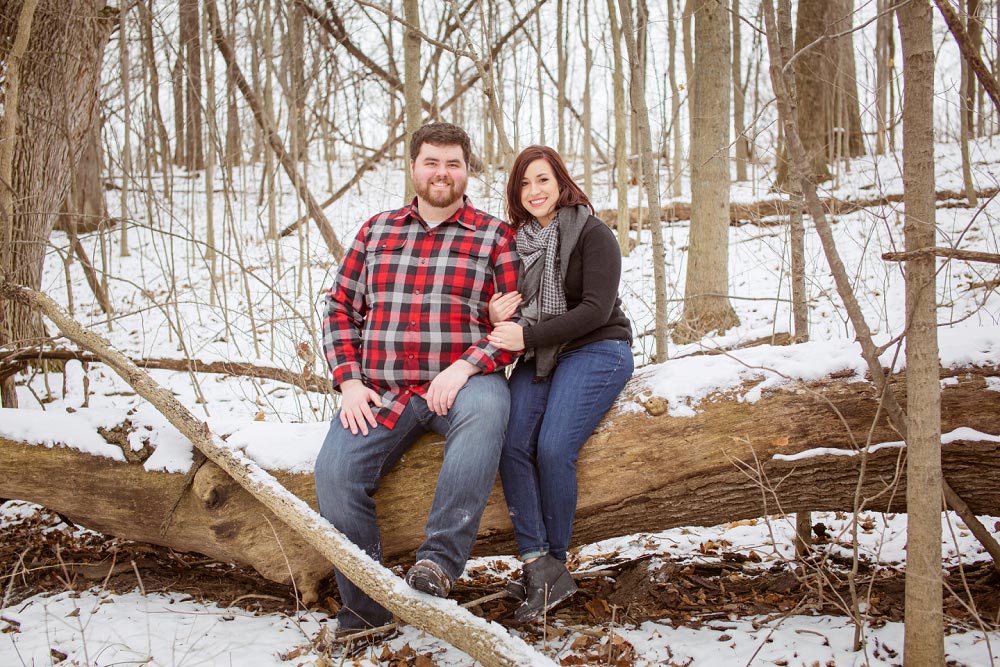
[3,502,998,666]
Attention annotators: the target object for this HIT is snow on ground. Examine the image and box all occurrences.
[4,122,1000,663]
[3,504,998,666]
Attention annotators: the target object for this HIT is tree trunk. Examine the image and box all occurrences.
[874,0,892,155]
[732,0,749,182]
[668,0,683,198]
[138,0,172,178]
[556,0,567,155]
[223,0,241,167]
[54,125,109,234]
[831,0,865,159]
[618,0,668,360]
[675,0,740,344]
[0,0,113,407]
[897,1,945,663]
[965,0,982,136]
[284,0,308,161]
[179,0,204,171]
[403,0,421,201]
[607,0,630,255]
[959,7,978,207]
[3,364,998,600]
[791,0,832,182]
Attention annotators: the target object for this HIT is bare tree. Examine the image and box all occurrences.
[0,0,113,407]
[606,0,630,255]
[674,0,740,343]
[667,0,683,198]
[403,0,421,200]
[617,0,668,359]
[179,0,204,170]
[732,0,749,181]
[874,0,893,155]
[959,0,978,206]
[897,1,945,663]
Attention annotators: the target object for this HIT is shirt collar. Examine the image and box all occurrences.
[400,196,478,231]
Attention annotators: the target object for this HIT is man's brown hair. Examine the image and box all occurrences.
[410,122,472,166]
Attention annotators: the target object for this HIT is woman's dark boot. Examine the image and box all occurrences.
[513,554,577,622]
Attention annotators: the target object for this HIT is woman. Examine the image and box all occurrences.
[487,145,633,622]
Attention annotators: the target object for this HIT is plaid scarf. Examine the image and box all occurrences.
[516,217,566,324]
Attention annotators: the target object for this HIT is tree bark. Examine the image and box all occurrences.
[403,0,421,201]
[3,364,998,599]
[606,0,630,255]
[897,1,945,663]
[674,0,740,344]
[776,0,808,344]
[0,0,113,407]
[732,0,749,182]
[618,0,668,360]
[791,0,832,182]
[179,0,204,170]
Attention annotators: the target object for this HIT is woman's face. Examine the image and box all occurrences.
[520,159,560,226]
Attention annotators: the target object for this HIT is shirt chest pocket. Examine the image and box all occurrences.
[444,245,491,299]
[365,238,409,294]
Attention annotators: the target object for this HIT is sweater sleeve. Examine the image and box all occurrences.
[521,221,622,350]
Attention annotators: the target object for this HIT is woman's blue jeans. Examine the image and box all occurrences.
[314,372,509,630]
[499,339,633,563]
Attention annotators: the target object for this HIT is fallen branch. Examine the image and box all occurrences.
[0,346,329,393]
[599,186,1000,228]
[882,246,1000,265]
[0,279,554,667]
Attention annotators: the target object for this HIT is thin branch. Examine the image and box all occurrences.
[933,0,1000,115]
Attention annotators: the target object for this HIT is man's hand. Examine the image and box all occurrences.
[487,321,525,352]
[488,291,522,325]
[425,360,478,416]
[339,379,383,435]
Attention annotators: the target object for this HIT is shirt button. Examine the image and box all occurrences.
[408,354,414,359]
[411,320,416,325]
[415,289,421,295]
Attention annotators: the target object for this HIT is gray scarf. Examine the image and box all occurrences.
[516,218,565,323]
[515,204,591,378]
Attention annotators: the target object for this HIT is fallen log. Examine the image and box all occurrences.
[3,364,998,604]
[598,186,1000,227]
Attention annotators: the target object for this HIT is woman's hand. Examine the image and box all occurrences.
[488,291,522,325]
[487,320,526,351]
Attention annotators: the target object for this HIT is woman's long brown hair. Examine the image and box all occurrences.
[505,145,594,230]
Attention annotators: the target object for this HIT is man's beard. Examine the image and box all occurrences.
[416,177,465,209]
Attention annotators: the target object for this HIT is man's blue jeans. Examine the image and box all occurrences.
[314,372,509,630]
[499,339,633,562]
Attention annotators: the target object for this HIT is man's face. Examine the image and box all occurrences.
[411,142,468,209]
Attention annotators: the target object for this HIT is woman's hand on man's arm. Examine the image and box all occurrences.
[488,291,522,325]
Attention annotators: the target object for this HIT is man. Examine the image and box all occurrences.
[315,122,519,633]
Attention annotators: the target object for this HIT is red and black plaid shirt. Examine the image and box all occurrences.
[322,197,520,429]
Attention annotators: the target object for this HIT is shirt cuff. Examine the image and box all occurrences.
[331,362,364,390]
[460,346,497,375]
